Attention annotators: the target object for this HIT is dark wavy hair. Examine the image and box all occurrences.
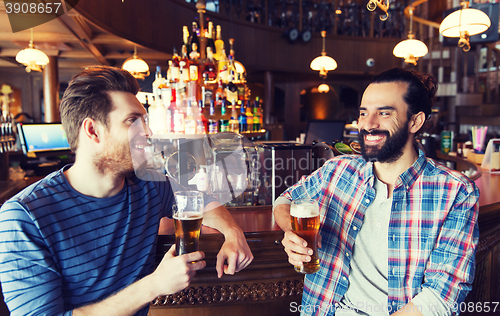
[370,67,438,121]
[59,66,139,152]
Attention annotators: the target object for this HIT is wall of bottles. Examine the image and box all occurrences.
[147,21,264,137]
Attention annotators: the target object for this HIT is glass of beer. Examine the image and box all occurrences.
[290,199,320,274]
[173,190,204,256]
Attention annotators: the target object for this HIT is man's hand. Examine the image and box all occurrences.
[150,245,206,295]
[282,230,315,267]
[216,229,254,278]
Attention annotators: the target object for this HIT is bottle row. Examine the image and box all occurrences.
[148,94,263,136]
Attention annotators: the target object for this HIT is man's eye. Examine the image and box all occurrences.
[379,111,390,116]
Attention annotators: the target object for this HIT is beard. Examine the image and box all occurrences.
[93,134,135,177]
[358,119,410,163]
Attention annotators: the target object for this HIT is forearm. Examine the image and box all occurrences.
[202,202,243,238]
[73,275,156,316]
[273,203,292,233]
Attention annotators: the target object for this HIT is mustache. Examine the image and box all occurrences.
[359,129,390,137]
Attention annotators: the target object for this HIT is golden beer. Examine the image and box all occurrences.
[173,212,203,255]
[290,200,320,274]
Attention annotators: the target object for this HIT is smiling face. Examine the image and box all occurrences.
[357,81,412,163]
[93,91,151,176]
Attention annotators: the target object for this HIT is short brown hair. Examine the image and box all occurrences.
[59,66,140,151]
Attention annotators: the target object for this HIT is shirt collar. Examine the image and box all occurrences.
[359,148,427,189]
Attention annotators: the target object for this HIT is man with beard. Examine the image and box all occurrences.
[274,68,479,316]
[0,66,253,316]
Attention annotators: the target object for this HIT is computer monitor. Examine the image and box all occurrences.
[305,120,345,144]
[16,122,72,160]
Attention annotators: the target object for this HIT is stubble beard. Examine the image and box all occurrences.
[93,136,134,177]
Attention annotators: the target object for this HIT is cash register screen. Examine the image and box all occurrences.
[17,122,71,157]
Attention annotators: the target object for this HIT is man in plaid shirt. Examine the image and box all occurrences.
[274,68,479,316]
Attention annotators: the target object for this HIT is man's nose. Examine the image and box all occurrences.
[362,114,380,132]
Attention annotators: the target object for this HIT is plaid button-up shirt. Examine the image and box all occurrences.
[280,149,479,315]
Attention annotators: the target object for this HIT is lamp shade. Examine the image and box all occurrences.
[318,83,330,93]
[122,54,150,79]
[393,38,428,59]
[15,47,49,72]
[310,55,337,71]
[439,7,491,37]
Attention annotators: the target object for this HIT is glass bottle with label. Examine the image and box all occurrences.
[238,100,247,133]
[229,100,239,133]
[208,100,218,134]
[245,99,254,132]
[184,101,196,134]
[189,43,200,82]
[214,24,224,61]
[219,100,230,132]
[253,97,261,131]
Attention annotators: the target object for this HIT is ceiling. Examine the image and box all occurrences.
[0,0,171,76]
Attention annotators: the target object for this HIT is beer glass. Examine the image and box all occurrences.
[173,191,204,256]
[290,199,320,274]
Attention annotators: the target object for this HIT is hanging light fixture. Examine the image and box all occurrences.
[310,31,337,78]
[393,8,428,65]
[15,28,49,73]
[318,83,330,93]
[122,45,150,79]
[439,1,491,52]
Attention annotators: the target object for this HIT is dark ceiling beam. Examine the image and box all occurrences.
[57,14,109,65]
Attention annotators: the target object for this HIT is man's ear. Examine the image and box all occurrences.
[81,118,102,144]
[409,111,426,134]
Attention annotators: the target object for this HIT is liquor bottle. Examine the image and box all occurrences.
[189,21,200,54]
[189,43,200,82]
[197,100,208,134]
[245,99,254,132]
[253,97,261,131]
[180,44,190,83]
[206,21,216,57]
[173,101,185,134]
[170,48,180,83]
[148,96,168,134]
[182,25,190,51]
[152,66,163,100]
[202,47,218,83]
[238,100,247,132]
[208,99,218,134]
[219,99,230,132]
[228,100,239,133]
[214,79,224,105]
[184,101,196,134]
[218,48,229,84]
[225,68,238,101]
[166,88,176,134]
[214,25,224,60]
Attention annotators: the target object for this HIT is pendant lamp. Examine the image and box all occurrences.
[15,28,49,73]
[122,46,150,79]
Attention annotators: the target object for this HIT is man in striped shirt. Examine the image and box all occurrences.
[274,68,479,315]
[0,66,253,315]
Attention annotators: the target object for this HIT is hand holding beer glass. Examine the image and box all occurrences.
[173,191,204,256]
[290,199,320,274]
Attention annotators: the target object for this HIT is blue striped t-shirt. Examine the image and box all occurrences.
[0,165,178,316]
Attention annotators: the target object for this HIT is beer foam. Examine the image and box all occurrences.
[290,204,319,218]
[173,212,203,220]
